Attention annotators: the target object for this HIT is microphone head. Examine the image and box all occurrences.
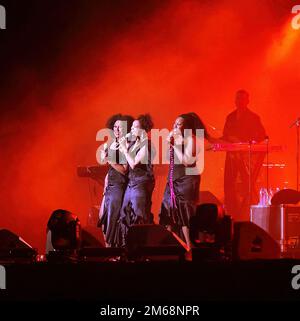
[125,132,135,142]
[170,135,174,145]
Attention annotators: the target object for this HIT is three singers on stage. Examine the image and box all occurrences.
[98,89,266,247]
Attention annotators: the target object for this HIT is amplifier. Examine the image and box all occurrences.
[250,205,300,252]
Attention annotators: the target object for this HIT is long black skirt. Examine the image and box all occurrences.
[119,179,155,246]
[159,175,200,228]
[100,182,126,247]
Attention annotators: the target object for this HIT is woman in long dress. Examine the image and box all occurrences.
[159,112,209,249]
[118,114,155,247]
[98,114,133,247]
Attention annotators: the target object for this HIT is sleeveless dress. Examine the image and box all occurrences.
[119,139,155,246]
[99,145,128,247]
[159,142,200,236]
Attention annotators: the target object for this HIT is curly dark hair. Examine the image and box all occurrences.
[179,112,209,139]
[106,114,123,130]
[122,114,134,133]
[136,113,154,133]
[106,114,134,134]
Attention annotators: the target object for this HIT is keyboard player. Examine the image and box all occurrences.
[221,89,266,221]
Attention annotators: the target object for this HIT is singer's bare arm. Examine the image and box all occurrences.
[99,149,127,175]
[123,144,147,170]
[173,135,197,167]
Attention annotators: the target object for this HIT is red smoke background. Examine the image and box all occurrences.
[0,0,299,252]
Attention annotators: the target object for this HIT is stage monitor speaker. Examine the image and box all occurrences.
[0,229,33,249]
[0,229,36,262]
[46,226,105,254]
[126,224,187,260]
[79,226,123,262]
[199,191,222,206]
[81,226,105,248]
[232,222,281,260]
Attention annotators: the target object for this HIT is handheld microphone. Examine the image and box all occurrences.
[125,132,135,142]
[170,135,174,146]
[100,143,108,161]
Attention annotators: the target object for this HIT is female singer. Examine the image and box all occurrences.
[99,114,134,247]
[118,114,155,246]
[159,112,209,249]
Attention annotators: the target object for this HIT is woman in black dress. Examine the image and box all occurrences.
[99,114,134,247]
[159,112,209,249]
[118,114,155,246]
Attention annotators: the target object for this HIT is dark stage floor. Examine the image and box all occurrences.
[1,259,300,319]
[1,259,300,302]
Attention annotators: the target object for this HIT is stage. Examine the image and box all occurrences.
[1,2,300,318]
[1,259,300,302]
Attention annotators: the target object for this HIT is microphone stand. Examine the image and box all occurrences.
[297,120,299,191]
[248,140,253,210]
[290,118,300,192]
[265,136,269,195]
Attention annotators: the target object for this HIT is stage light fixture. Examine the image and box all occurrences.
[190,203,232,261]
[46,209,81,257]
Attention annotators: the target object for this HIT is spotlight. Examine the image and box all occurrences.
[46,209,81,261]
[190,203,232,261]
[190,203,219,245]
